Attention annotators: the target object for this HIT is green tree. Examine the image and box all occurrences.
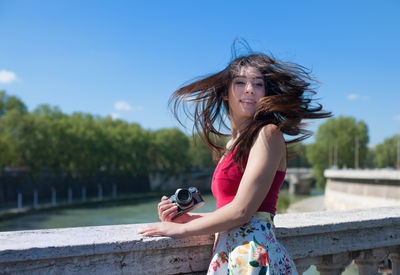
[0,91,27,169]
[0,92,209,193]
[375,134,399,168]
[306,116,369,187]
[0,110,30,170]
[150,128,190,174]
[2,111,53,185]
[0,91,27,117]
[365,146,376,168]
[0,131,17,168]
[33,104,64,119]
[188,134,215,168]
[99,118,151,177]
[287,143,310,168]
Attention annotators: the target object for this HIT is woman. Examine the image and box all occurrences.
[139,52,331,274]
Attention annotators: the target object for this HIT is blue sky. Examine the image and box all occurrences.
[1,0,399,146]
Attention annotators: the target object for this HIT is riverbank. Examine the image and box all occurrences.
[0,192,174,222]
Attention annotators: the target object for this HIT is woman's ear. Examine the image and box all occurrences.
[222,90,229,101]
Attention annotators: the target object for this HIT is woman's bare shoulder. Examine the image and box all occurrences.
[248,124,286,170]
[256,124,284,145]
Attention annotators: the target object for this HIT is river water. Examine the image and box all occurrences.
[0,194,218,232]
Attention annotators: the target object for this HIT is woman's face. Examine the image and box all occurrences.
[226,66,265,122]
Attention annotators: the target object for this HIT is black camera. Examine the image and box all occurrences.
[169,187,205,219]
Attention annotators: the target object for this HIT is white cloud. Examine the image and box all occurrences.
[113,101,143,113]
[346,93,369,101]
[111,113,120,120]
[393,115,400,121]
[347,93,359,100]
[0,70,17,84]
[114,101,132,111]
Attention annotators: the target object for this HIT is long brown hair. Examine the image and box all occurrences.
[170,52,332,168]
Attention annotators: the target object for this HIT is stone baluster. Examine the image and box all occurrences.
[315,253,352,275]
[389,252,400,275]
[294,256,321,274]
[354,248,388,275]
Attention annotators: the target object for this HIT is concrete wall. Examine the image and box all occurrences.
[149,168,213,193]
[0,169,150,204]
[325,169,400,211]
[1,207,400,274]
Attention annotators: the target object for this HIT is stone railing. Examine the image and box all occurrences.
[0,207,399,274]
[325,169,400,211]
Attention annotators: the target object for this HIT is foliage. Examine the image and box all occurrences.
[306,116,369,187]
[0,91,215,186]
[287,143,310,168]
[0,92,27,169]
[188,134,215,168]
[276,193,290,213]
[375,134,399,168]
[149,128,190,174]
[0,91,27,117]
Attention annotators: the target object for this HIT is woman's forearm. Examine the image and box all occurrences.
[173,212,212,223]
[181,204,247,236]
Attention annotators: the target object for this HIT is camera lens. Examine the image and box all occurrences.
[175,189,192,206]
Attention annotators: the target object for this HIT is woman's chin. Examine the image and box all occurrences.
[239,109,256,118]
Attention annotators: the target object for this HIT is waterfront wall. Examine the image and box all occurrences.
[1,207,400,274]
[0,168,214,206]
[325,169,400,211]
[0,169,150,204]
[149,168,213,192]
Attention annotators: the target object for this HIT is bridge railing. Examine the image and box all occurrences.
[1,207,399,274]
[324,169,400,211]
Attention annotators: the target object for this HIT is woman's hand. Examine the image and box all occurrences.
[158,196,179,222]
[158,196,192,223]
[138,222,186,238]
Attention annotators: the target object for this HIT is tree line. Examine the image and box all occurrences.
[0,91,214,186]
[1,91,399,189]
[306,116,399,186]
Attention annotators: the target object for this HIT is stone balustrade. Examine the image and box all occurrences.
[0,207,399,274]
[324,169,400,211]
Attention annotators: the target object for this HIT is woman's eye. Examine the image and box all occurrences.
[235,81,245,85]
[255,83,264,87]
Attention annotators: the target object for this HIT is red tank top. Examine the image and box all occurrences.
[211,149,286,215]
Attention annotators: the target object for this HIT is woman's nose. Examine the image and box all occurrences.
[245,82,254,93]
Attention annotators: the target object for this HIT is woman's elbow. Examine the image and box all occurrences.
[234,206,254,225]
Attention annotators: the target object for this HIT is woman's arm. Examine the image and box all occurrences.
[173,212,212,223]
[139,124,285,238]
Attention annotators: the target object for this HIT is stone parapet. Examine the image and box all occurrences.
[1,207,400,274]
[325,169,400,181]
[324,169,400,211]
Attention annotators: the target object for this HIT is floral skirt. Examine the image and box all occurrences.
[207,212,298,275]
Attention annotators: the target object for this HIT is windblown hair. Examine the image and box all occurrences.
[170,52,332,168]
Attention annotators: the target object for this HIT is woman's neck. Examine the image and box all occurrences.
[229,115,251,145]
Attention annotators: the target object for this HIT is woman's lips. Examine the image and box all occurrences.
[239,99,257,107]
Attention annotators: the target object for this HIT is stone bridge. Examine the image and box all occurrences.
[285,168,314,196]
[324,169,400,211]
[1,207,399,274]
